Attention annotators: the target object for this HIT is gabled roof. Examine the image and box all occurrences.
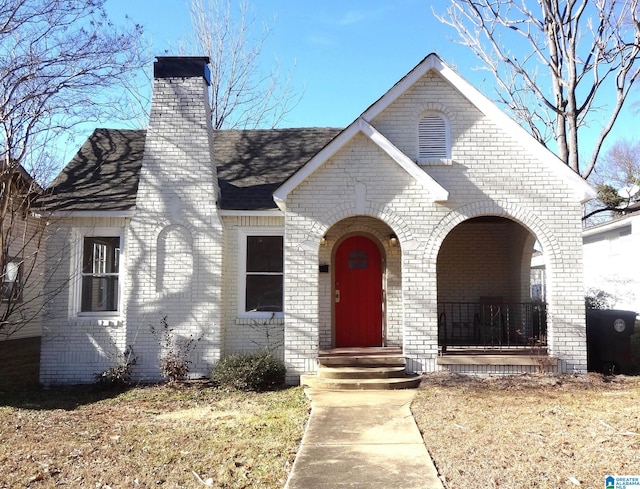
[42,127,340,213]
[273,118,449,210]
[274,53,596,207]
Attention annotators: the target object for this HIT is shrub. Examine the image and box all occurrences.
[585,289,615,309]
[210,350,285,391]
[150,316,201,382]
[95,346,137,388]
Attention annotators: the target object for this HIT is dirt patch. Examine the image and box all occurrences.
[413,372,640,488]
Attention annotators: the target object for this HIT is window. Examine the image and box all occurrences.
[418,112,450,163]
[81,236,120,312]
[2,258,22,301]
[239,230,283,317]
[348,249,368,269]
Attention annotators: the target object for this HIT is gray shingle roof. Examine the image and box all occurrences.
[215,128,341,210]
[42,127,341,212]
[41,128,146,212]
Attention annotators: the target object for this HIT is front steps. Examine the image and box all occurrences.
[301,347,421,390]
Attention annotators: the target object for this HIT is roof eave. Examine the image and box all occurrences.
[273,117,449,206]
[364,53,596,203]
[358,119,449,202]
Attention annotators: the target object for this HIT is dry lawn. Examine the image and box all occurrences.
[0,384,310,489]
[3,339,640,488]
[412,372,640,489]
[0,339,310,489]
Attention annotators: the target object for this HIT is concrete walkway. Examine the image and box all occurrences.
[284,389,444,489]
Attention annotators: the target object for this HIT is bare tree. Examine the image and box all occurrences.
[0,0,146,339]
[437,0,640,178]
[583,138,640,224]
[594,139,640,190]
[181,0,299,129]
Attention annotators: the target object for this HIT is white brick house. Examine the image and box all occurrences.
[39,54,595,385]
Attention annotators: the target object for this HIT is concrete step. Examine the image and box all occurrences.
[318,365,408,380]
[319,347,403,356]
[302,374,422,390]
[307,348,420,390]
[318,354,406,368]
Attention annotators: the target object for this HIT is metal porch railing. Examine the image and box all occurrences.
[437,301,547,352]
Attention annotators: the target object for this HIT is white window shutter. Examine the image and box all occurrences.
[418,115,447,160]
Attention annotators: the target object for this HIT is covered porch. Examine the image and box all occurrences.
[435,216,556,370]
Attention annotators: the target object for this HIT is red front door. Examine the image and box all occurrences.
[334,236,383,347]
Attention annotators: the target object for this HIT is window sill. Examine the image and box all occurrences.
[236,314,284,324]
[71,315,124,328]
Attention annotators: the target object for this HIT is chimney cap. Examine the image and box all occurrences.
[154,56,211,85]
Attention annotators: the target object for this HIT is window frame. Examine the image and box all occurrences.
[73,228,125,317]
[417,111,451,164]
[1,257,23,302]
[237,228,284,319]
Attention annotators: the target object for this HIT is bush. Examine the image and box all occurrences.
[210,350,285,391]
[150,316,201,382]
[95,346,137,388]
[585,289,615,309]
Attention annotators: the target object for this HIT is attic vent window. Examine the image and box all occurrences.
[418,113,451,164]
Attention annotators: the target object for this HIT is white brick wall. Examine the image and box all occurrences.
[40,217,129,385]
[125,74,223,382]
[41,70,226,385]
[283,69,587,381]
[221,215,285,359]
[40,63,589,385]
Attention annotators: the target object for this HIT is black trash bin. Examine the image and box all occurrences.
[586,309,637,374]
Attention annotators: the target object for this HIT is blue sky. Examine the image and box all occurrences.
[98,0,637,165]
[105,0,489,128]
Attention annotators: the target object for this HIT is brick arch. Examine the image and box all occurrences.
[132,219,200,296]
[412,101,457,124]
[307,201,417,250]
[424,200,560,271]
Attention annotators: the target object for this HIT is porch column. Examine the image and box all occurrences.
[402,248,439,373]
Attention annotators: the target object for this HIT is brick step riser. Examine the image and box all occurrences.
[318,356,406,368]
[316,377,422,391]
[318,367,408,380]
[318,348,402,357]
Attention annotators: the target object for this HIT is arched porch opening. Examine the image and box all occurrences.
[436,216,547,353]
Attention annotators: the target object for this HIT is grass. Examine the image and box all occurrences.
[412,372,640,488]
[2,339,640,488]
[0,340,310,489]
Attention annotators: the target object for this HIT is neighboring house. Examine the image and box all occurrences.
[39,54,595,385]
[0,164,45,340]
[583,202,640,315]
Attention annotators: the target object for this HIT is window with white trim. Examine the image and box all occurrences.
[81,236,121,313]
[418,112,450,163]
[238,229,283,317]
[2,258,23,302]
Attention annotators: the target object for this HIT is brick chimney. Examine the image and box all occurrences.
[126,56,223,381]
